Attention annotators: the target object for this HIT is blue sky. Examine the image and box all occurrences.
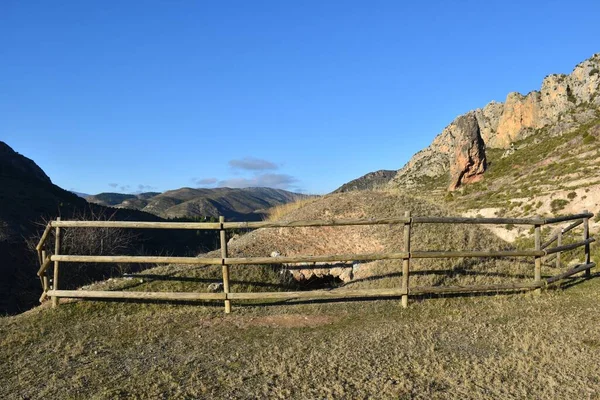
[1,1,599,195]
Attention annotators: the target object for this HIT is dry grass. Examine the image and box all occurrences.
[1,274,599,399]
[264,197,320,221]
[2,190,597,398]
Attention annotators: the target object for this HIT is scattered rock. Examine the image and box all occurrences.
[207,282,223,292]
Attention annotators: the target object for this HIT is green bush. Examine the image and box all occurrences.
[583,135,596,145]
[550,199,569,213]
[567,191,577,200]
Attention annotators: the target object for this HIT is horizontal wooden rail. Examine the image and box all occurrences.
[546,262,596,285]
[411,250,544,258]
[545,213,593,224]
[51,220,222,230]
[409,281,543,294]
[225,252,409,265]
[49,214,595,231]
[544,238,595,255]
[541,220,583,249]
[47,290,227,301]
[228,288,406,300]
[51,255,223,265]
[411,216,545,225]
[223,217,411,229]
[51,248,551,267]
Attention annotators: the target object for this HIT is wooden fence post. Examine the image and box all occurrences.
[52,217,61,308]
[583,210,591,277]
[42,250,49,294]
[220,216,231,313]
[556,229,562,269]
[402,211,411,308]
[534,220,541,294]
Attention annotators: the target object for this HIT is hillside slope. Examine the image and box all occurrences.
[87,187,311,220]
[333,170,396,193]
[0,142,213,314]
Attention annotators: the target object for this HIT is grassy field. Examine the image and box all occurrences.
[2,272,599,399]
[2,192,597,399]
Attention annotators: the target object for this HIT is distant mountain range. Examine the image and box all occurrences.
[86,187,311,221]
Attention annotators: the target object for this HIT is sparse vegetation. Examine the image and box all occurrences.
[550,199,569,213]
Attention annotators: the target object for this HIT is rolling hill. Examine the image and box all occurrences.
[86,187,311,221]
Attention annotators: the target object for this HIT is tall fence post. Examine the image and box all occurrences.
[402,210,411,308]
[52,217,61,308]
[556,229,562,269]
[534,220,542,294]
[583,210,591,277]
[220,216,231,313]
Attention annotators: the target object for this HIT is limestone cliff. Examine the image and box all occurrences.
[391,53,600,190]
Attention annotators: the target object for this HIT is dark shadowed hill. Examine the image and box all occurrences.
[333,170,396,193]
[87,187,312,220]
[0,142,215,314]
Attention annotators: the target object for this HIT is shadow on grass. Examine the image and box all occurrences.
[64,272,599,311]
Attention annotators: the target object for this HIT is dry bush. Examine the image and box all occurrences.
[28,208,146,290]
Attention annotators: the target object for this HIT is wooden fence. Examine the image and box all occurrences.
[35,211,596,313]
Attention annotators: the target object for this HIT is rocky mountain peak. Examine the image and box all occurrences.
[391,52,600,190]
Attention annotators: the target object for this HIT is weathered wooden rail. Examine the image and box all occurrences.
[36,211,596,313]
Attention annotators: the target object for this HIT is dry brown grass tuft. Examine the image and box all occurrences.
[265,196,320,221]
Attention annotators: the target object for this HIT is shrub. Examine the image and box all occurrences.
[567,191,577,200]
[29,209,143,290]
[550,199,569,213]
[583,135,596,145]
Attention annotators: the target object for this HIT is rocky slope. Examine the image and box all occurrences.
[333,170,396,193]
[391,53,600,190]
[87,187,311,221]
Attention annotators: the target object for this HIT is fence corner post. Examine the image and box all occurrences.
[401,210,412,308]
[52,217,61,308]
[534,218,542,295]
[556,229,562,269]
[220,216,231,313]
[583,210,591,277]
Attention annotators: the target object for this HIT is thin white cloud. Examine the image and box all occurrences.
[193,177,218,186]
[218,173,297,189]
[108,183,118,188]
[137,184,156,192]
[228,157,278,171]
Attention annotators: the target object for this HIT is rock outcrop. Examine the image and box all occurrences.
[448,113,486,191]
[391,53,600,190]
[333,170,397,193]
